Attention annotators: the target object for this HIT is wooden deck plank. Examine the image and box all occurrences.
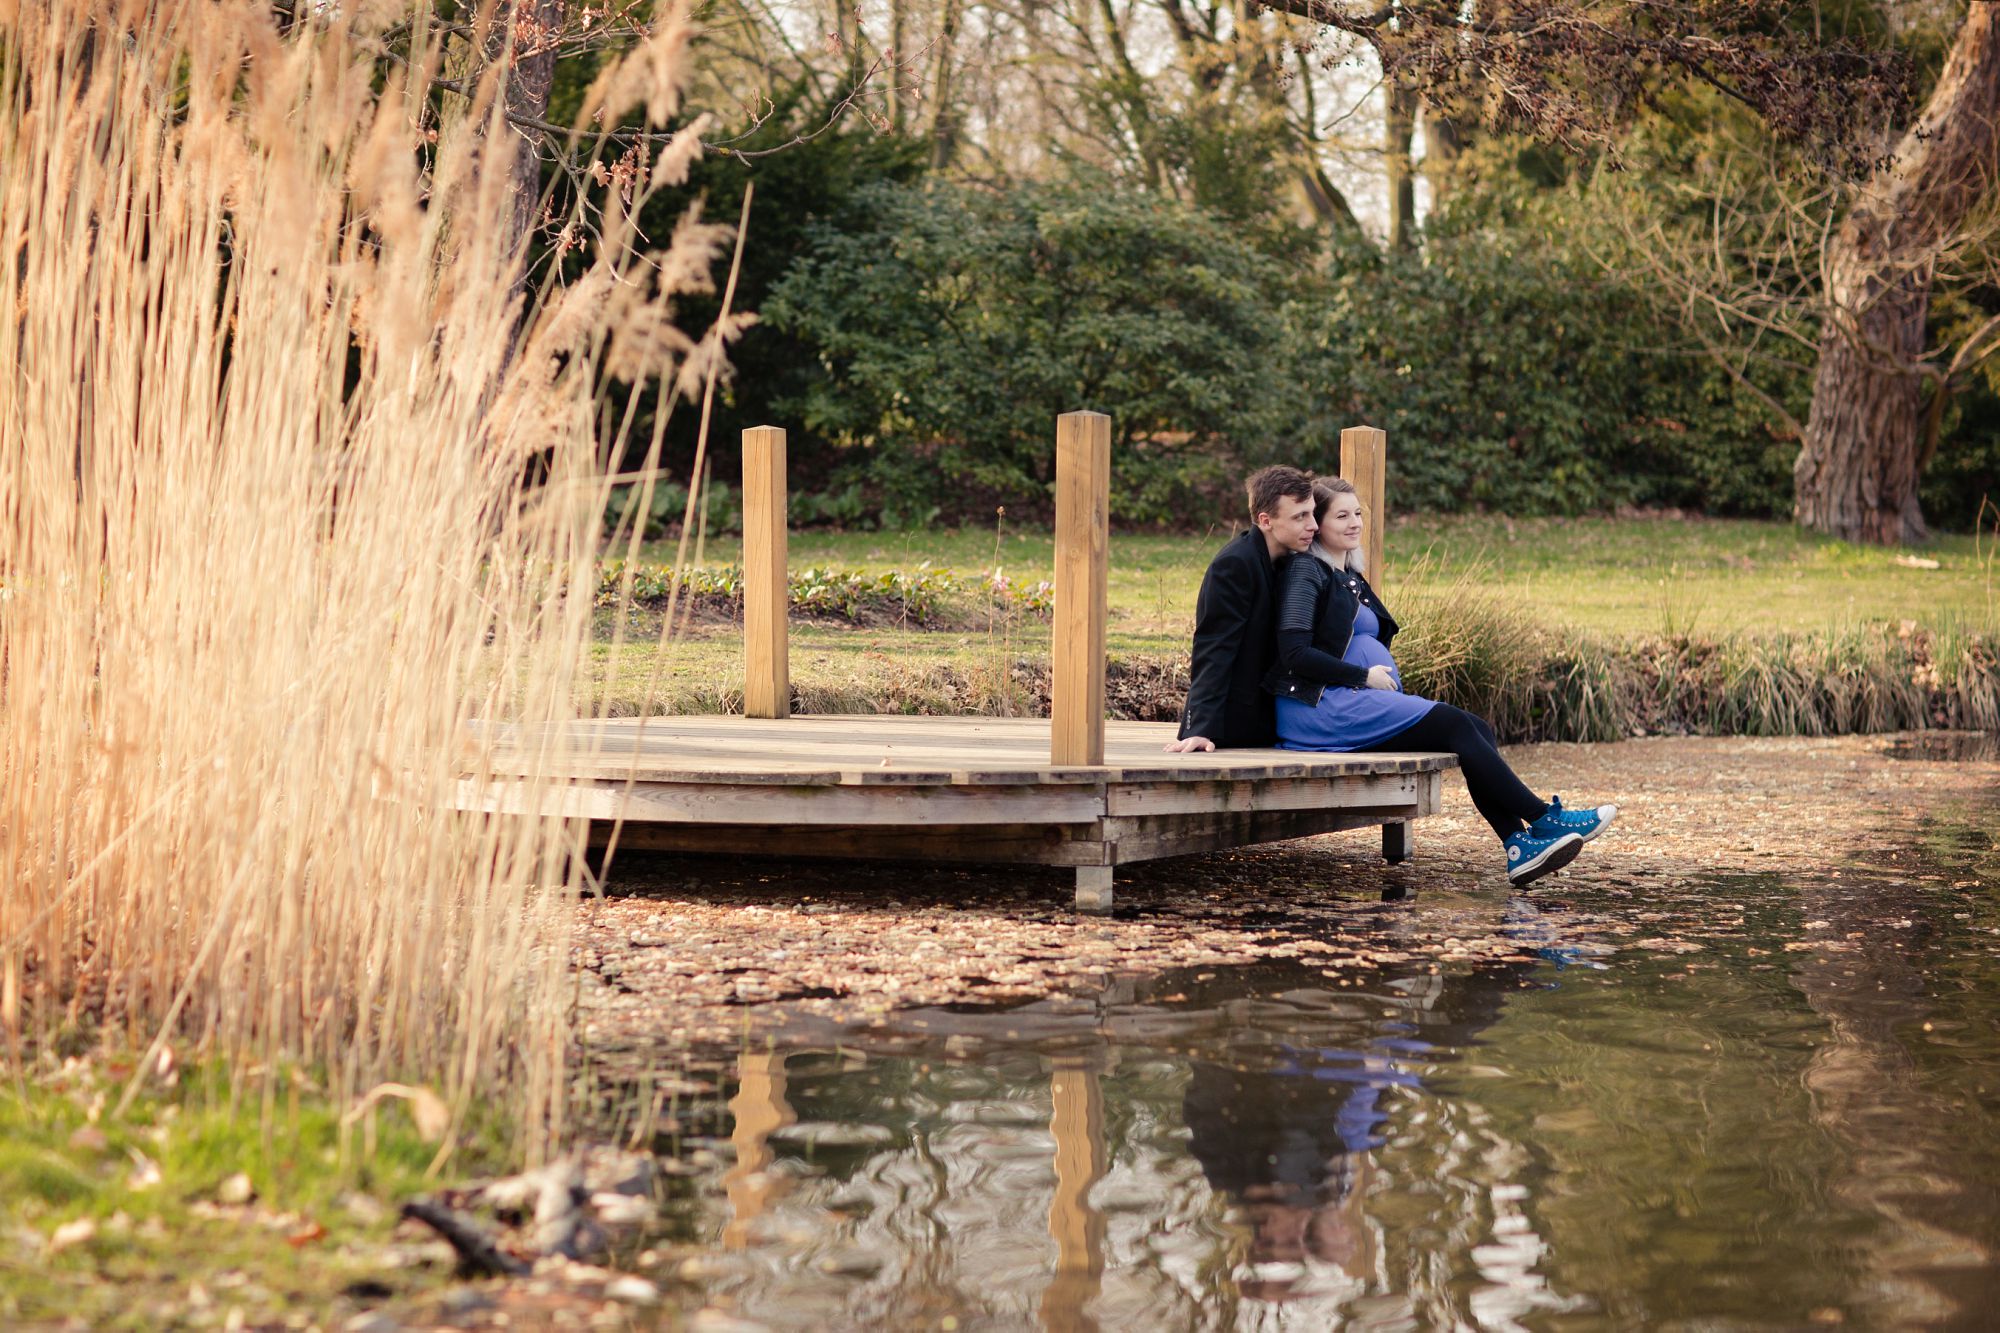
[467,715,1455,787]
[1104,772,1425,818]
[472,754,1449,786]
[1100,809,1413,864]
[591,820,1115,867]
[578,775,1438,869]
[458,776,1109,826]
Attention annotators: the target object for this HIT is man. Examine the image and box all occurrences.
[1166,465,1319,753]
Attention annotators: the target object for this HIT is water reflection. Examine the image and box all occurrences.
[1171,962,1580,1327]
[653,950,1579,1328]
[633,854,2000,1330]
[722,1051,795,1250]
[1042,1059,1106,1332]
[1882,731,2000,764]
[1182,1055,1386,1304]
[1791,868,1994,1324]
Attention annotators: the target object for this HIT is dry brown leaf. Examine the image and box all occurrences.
[47,1219,95,1254]
[285,1221,327,1247]
[344,1082,451,1143]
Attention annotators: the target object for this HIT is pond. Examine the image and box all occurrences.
[606,801,2000,1330]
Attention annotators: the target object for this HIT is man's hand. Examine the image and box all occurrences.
[1164,735,1216,753]
[1365,666,1397,691]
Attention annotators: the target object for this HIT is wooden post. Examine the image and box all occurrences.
[1052,411,1110,767]
[1339,424,1387,589]
[1343,425,1406,865]
[1074,865,1114,913]
[742,426,789,719]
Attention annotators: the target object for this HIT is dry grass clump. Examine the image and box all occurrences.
[1383,557,1999,741]
[1604,624,1984,741]
[1389,554,1547,735]
[0,2,725,1157]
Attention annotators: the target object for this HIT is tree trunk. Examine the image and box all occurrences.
[1421,99,1466,210]
[1385,77,1418,250]
[1795,274,1931,544]
[928,0,961,171]
[1291,152,1366,243]
[1096,0,1167,191]
[502,0,564,276]
[1795,4,2000,544]
[440,0,563,296]
[1268,29,1365,242]
[888,0,906,133]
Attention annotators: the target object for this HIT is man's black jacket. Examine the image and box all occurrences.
[1177,530,1278,748]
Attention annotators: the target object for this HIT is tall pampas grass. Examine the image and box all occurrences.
[1390,553,1545,734]
[0,1,730,1160]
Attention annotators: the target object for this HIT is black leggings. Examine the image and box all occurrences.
[1364,704,1546,840]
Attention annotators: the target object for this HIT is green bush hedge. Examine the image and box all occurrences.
[1302,232,1800,517]
[765,181,1798,526]
[766,182,1306,526]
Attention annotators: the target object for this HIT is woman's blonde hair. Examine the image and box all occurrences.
[1312,477,1365,574]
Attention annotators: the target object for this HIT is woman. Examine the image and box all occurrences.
[1264,479,1617,887]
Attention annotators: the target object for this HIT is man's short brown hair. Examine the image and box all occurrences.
[1245,465,1315,520]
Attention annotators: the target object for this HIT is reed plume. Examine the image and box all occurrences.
[0,0,727,1159]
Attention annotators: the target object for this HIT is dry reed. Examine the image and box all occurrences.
[0,1,728,1160]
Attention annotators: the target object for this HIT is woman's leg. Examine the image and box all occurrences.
[1369,705,1545,840]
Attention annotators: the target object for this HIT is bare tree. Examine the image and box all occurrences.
[1241,0,2000,544]
[1585,4,2000,544]
[1793,5,2000,544]
[1384,73,1417,249]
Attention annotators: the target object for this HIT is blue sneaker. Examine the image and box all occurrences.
[1503,828,1584,886]
[1529,795,1618,843]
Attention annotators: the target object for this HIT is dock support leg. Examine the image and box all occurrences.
[1074,866,1115,913]
[1382,821,1412,864]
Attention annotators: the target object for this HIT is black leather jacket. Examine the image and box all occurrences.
[1260,553,1401,707]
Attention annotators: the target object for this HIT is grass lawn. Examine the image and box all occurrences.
[0,1065,514,1328]
[581,515,2000,721]
[645,513,2000,644]
[588,627,1055,716]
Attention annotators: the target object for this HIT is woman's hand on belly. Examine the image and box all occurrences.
[1365,665,1397,691]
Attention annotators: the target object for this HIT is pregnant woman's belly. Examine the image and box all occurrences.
[1275,633,1433,751]
[1344,633,1401,689]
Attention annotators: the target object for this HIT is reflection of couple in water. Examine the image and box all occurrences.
[1183,1050,1400,1297]
[1167,465,1623,887]
[1180,958,1533,1303]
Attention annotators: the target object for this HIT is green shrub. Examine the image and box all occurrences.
[608,479,740,541]
[765,182,1308,526]
[595,560,1054,628]
[1301,229,1796,516]
[764,182,1804,525]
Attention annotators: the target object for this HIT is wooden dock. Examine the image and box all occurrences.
[458,417,1455,909]
[466,716,1451,909]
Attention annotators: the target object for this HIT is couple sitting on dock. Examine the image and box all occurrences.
[1164,465,1618,887]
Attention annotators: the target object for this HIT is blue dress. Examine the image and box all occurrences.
[1275,602,1438,751]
